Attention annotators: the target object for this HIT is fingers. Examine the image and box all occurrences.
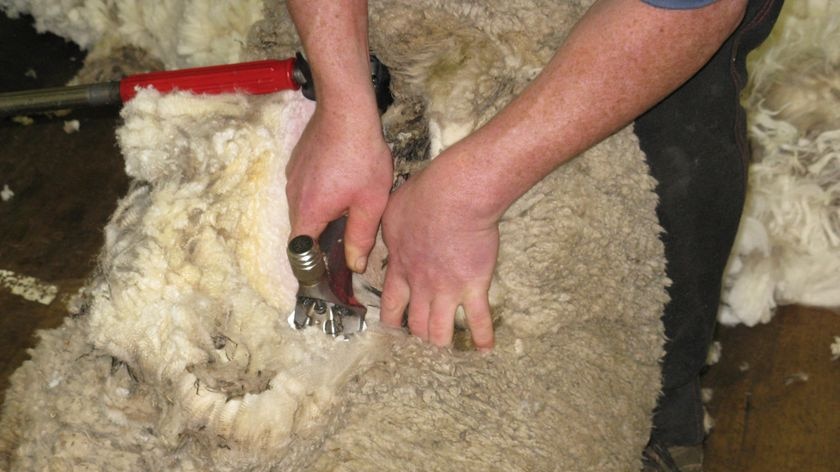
[428,296,457,347]
[406,292,432,343]
[427,289,493,350]
[382,270,494,351]
[463,289,494,351]
[344,204,384,273]
[379,268,410,328]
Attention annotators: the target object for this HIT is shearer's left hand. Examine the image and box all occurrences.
[378,144,499,351]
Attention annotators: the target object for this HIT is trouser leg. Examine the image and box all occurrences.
[633,0,784,446]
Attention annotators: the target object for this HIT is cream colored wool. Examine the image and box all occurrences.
[720,0,840,325]
[1,1,669,470]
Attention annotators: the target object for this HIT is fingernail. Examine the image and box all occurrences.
[354,256,367,273]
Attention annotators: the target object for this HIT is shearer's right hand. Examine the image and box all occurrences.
[285,99,392,274]
[285,1,390,273]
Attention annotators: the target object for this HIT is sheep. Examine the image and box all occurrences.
[7,0,836,327]
[3,1,669,470]
[0,87,666,470]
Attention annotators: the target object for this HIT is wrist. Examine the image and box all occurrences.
[422,141,514,226]
[312,80,379,120]
[287,0,376,115]
[426,117,558,225]
[309,52,378,112]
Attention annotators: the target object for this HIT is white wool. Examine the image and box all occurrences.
[722,121,840,325]
[1,0,263,68]
[831,336,840,361]
[173,0,264,66]
[706,340,722,366]
[11,115,33,126]
[63,119,80,133]
[113,0,263,68]
[1,184,13,202]
[703,407,715,434]
[721,0,840,325]
[783,372,810,386]
[0,269,58,305]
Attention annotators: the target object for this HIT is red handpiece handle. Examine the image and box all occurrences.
[119,58,300,102]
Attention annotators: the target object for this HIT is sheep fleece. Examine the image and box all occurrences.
[0,1,668,471]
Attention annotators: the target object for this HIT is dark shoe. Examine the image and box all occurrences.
[641,441,703,471]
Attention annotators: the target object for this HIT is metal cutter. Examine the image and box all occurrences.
[286,216,367,337]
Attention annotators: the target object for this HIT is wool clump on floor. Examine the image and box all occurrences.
[2,1,669,470]
[0,184,13,202]
[720,0,840,326]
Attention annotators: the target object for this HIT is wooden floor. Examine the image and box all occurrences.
[703,306,839,472]
[1,13,838,472]
[0,13,129,404]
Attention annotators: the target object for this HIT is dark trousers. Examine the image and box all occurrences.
[634,0,784,446]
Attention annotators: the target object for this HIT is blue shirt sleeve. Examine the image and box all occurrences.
[641,0,718,9]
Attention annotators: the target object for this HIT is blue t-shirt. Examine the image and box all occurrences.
[641,0,717,9]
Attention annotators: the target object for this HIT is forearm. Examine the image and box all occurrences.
[284,1,392,270]
[286,0,378,116]
[433,0,747,222]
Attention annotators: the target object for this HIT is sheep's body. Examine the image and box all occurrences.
[0,88,665,471]
[0,1,673,470]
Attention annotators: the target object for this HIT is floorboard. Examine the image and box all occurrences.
[703,306,840,472]
[0,12,128,404]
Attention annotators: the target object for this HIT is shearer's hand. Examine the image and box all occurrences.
[286,103,392,273]
[379,148,499,351]
[285,0,390,273]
